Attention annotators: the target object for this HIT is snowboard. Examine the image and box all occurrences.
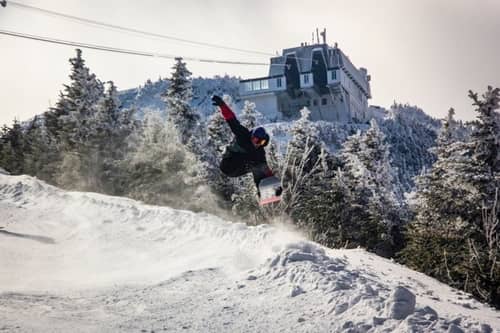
[258,176,282,206]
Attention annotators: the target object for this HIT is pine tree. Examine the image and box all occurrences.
[231,174,262,224]
[287,107,322,172]
[291,148,347,247]
[468,86,500,209]
[360,119,402,229]
[123,111,201,208]
[279,108,323,214]
[85,80,129,193]
[338,120,402,256]
[49,49,104,151]
[23,116,55,181]
[400,107,471,281]
[163,57,200,146]
[0,119,25,174]
[240,101,262,129]
[466,191,500,307]
[461,87,500,307]
[382,104,438,191]
[399,95,500,301]
[45,49,105,189]
[105,106,138,196]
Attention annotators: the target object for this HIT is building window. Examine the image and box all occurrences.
[305,100,310,107]
[276,77,282,88]
[261,79,269,90]
[245,82,253,91]
[331,70,337,80]
[252,80,260,91]
[304,74,309,84]
[322,98,327,105]
[313,99,318,106]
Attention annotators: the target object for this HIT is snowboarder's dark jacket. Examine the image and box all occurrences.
[217,102,273,187]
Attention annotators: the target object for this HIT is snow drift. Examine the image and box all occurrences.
[0,174,498,332]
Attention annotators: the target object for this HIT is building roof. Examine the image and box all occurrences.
[268,43,370,97]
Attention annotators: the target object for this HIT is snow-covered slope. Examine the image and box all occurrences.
[0,175,498,332]
[118,76,240,119]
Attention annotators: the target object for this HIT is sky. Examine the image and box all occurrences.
[1,0,499,127]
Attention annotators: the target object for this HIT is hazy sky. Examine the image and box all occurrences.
[1,0,499,126]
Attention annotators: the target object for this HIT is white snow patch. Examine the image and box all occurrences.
[0,174,499,332]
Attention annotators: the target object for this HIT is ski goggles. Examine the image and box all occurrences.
[252,136,267,147]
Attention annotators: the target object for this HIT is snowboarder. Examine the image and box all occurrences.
[211,95,282,202]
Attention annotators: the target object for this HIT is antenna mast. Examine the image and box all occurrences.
[320,28,326,44]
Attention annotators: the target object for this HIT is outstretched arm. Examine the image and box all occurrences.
[212,95,249,138]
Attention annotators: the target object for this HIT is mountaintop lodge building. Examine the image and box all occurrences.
[239,32,373,123]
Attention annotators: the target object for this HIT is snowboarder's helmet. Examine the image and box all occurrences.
[250,127,269,147]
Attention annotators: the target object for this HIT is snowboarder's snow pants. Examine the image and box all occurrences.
[220,154,255,177]
[220,153,268,185]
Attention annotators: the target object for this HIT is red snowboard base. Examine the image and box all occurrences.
[258,176,282,206]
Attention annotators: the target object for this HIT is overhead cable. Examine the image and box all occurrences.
[7,1,275,57]
[0,29,270,66]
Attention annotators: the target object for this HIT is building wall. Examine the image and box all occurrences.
[240,45,371,124]
[339,68,368,122]
[247,93,281,122]
[312,102,349,122]
[282,92,351,122]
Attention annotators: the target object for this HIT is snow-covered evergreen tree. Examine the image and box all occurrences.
[204,106,235,200]
[123,111,201,208]
[401,88,500,306]
[23,116,55,181]
[381,104,438,192]
[162,57,200,146]
[278,108,324,214]
[0,119,25,174]
[340,130,363,179]
[401,108,472,281]
[48,49,104,151]
[467,191,500,307]
[468,86,500,209]
[91,81,137,194]
[287,107,322,172]
[338,120,403,256]
[239,101,262,129]
[360,119,402,225]
[231,174,262,224]
[43,49,105,189]
[291,148,345,247]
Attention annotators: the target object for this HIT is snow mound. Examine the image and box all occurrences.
[244,241,496,332]
[0,174,302,291]
[0,174,498,332]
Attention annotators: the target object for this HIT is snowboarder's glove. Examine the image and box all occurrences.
[211,95,224,107]
[275,186,283,196]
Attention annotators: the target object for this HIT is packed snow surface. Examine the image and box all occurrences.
[0,175,499,332]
